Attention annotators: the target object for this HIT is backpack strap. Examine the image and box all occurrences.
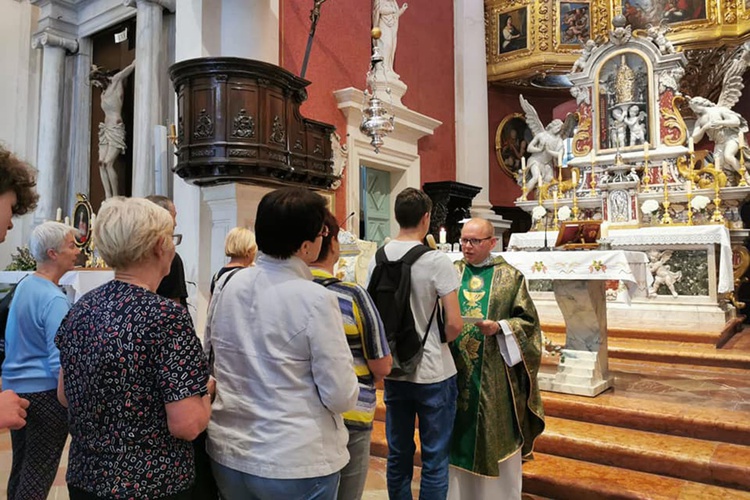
[399,244,433,265]
[317,277,341,288]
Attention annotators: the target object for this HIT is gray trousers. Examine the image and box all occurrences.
[337,428,373,500]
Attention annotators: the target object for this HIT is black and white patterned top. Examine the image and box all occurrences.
[55,280,209,499]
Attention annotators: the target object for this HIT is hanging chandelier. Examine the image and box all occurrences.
[360,28,395,154]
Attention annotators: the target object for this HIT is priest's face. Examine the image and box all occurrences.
[461,220,496,265]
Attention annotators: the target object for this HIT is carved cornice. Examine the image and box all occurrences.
[31,31,78,54]
[123,0,175,13]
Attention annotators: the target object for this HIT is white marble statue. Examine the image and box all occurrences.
[648,250,682,297]
[89,61,136,199]
[625,105,647,146]
[519,95,577,196]
[689,43,750,184]
[373,0,408,76]
[646,24,675,55]
[611,107,627,149]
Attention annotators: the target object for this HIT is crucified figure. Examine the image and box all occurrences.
[89,61,135,199]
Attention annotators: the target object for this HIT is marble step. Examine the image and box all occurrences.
[537,416,750,490]
[542,321,722,345]
[523,453,750,500]
[542,391,750,446]
[544,332,750,369]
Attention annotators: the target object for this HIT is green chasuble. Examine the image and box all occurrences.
[449,256,545,477]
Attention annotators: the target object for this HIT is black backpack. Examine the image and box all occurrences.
[367,244,442,377]
[0,279,25,376]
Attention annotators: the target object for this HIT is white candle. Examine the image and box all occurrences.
[644,141,649,156]
[553,191,558,203]
[600,222,609,239]
[688,137,694,153]
[687,181,692,194]
[572,170,578,185]
[90,213,96,231]
[558,151,564,166]
[439,227,447,244]
[521,156,526,170]
[64,216,70,226]
[716,156,721,170]
[662,161,669,180]
[55,207,62,222]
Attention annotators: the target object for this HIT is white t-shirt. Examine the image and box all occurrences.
[367,240,460,384]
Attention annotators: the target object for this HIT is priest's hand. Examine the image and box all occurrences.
[476,320,500,337]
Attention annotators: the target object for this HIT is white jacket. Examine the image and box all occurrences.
[205,253,359,479]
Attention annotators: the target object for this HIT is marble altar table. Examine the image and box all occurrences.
[0,269,114,303]
[449,250,648,397]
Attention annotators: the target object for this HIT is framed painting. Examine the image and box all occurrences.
[495,113,532,180]
[560,2,591,46]
[621,0,706,29]
[498,7,528,54]
[72,194,93,247]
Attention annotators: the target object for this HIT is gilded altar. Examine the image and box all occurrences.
[486,0,750,85]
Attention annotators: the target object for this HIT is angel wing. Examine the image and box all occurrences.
[560,113,579,139]
[717,43,750,110]
[519,94,545,137]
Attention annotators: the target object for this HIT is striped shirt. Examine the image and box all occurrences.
[312,269,390,429]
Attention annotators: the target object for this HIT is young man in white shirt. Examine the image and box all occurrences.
[367,187,463,499]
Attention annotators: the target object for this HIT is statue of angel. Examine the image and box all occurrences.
[648,250,682,298]
[689,42,750,184]
[646,24,675,54]
[571,39,597,73]
[519,95,578,196]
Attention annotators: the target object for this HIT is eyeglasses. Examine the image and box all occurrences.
[172,234,183,246]
[317,226,329,238]
[460,237,492,247]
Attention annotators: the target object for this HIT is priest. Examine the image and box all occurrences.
[448,218,545,500]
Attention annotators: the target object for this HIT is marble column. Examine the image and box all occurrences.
[124,0,175,197]
[32,32,78,224]
[453,0,509,245]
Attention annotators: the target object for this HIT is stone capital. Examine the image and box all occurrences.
[123,0,176,13]
[31,31,78,54]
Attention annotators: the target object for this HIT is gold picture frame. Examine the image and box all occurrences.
[495,113,531,180]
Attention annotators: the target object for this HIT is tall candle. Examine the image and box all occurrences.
[662,161,668,180]
[64,216,70,226]
[716,156,721,170]
[90,213,96,231]
[521,156,526,170]
[572,170,578,185]
[686,180,692,194]
[644,141,649,157]
[688,137,694,153]
[553,191,558,203]
[600,222,610,239]
[55,207,62,222]
[439,227,446,244]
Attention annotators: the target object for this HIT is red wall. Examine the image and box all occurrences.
[488,86,573,207]
[280,1,456,221]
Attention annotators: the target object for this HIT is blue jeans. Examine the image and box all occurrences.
[211,460,340,500]
[384,376,458,500]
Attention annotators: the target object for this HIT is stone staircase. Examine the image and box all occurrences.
[370,327,750,499]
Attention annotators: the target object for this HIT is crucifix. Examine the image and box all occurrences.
[300,0,328,79]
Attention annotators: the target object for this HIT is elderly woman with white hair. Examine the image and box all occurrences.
[2,221,79,500]
[209,227,257,295]
[55,197,212,500]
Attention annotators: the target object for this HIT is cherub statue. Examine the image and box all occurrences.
[519,95,578,197]
[689,42,750,184]
[625,104,647,146]
[646,24,675,54]
[648,250,682,298]
[571,39,597,73]
[611,107,627,149]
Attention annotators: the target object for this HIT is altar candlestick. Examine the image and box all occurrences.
[439,227,447,244]
[740,134,747,187]
[686,180,694,226]
[64,216,70,226]
[55,207,62,222]
[661,161,673,225]
[520,157,528,200]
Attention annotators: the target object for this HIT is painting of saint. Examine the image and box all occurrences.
[499,8,527,54]
[73,203,91,246]
[496,114,532,178]
[597,52,650,151]
[560,2,590,46]
[621,0,706,30]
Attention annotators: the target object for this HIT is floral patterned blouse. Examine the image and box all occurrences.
[55,280,209,499]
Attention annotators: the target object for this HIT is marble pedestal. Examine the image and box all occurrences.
[538,280,614,397]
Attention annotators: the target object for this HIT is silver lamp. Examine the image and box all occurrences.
[360,28,395,153]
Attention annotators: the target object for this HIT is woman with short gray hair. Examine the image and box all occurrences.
[2,221,79,500]
[55,196,212,500]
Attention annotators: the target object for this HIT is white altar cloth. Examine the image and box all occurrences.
[508,225,733,293]
[0,269,114,303]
